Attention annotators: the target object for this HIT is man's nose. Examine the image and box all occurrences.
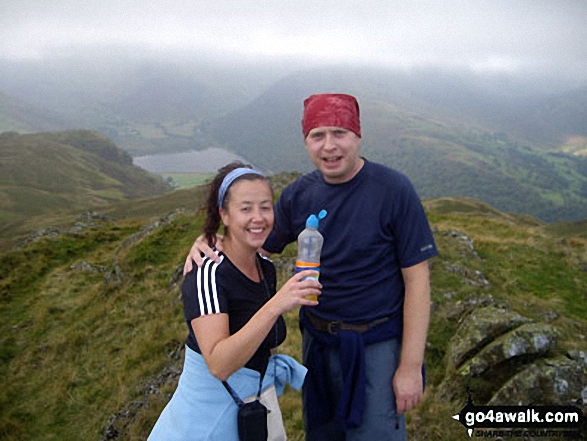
[323,132,336,149]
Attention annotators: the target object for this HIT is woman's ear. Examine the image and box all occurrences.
[219,207,229,228]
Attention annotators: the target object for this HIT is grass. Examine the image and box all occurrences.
[1,219,191,440]
[160,172,214,189]
[0,194,585,440]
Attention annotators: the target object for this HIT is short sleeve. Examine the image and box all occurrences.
[392,177,438,268]
[182,256,229,322]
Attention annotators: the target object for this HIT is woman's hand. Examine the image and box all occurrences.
[270,270,321,314]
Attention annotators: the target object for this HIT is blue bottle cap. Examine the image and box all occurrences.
[306,210,327,228]
[306,214,319,228]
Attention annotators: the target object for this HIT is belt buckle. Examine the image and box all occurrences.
[327,321,341,334]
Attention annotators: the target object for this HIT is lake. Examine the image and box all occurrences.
[132,148,250,173]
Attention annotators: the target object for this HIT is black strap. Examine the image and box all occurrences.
[222,254,272,408]
[222,372,263,408]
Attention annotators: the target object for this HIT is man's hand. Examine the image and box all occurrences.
[183,234,223,275]
[393,363,424,415]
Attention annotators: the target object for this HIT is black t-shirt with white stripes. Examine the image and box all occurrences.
[181,252,286,374]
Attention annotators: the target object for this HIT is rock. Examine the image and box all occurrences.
[70,261,108,274]
[436,373,469,404]
[488,355,587,411]
[457,323,559,377]
[446,264,490,287]
[100,342,185,440]
[273,257,295,274]
[443,293,497,321]
[168,264,184,289]
[446,305,531,370]
[568,349,587,365]
[445,229,482,260]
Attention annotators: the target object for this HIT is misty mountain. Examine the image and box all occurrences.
[203,69,587,222]
[0,56,280,124]
[0,57,281,154]
[2,59,584,148]
[1,60,587,221]
[0,130,171,230]
[0,90,72,133]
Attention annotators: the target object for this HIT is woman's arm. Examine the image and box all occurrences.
[192,270,321,381]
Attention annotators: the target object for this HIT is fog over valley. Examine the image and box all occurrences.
[1,0,587,222]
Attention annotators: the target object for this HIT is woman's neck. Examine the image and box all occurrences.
[222,238,260,282]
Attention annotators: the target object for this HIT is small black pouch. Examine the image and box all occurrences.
[237,399,268,441]
[223,376,268,441]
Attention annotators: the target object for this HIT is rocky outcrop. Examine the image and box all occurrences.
[437,295,585,419]
[24,211,114,244]
[489,352,587,407]
[107,209,183,284]
[446,305,530,370]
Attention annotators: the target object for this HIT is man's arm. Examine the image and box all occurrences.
[393,260,431,414]
[182,233,272,275]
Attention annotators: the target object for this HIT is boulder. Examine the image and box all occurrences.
[488,354,587,412]
[446,305,530,370]
[457,323,559,377]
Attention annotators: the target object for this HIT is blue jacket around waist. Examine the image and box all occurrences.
[300,308,403,431]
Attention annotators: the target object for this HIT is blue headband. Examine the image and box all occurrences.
[218,168,265,208]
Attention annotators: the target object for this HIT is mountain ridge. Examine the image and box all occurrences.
[0,130,171,233]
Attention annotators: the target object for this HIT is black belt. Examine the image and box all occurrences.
[304,309,392,335]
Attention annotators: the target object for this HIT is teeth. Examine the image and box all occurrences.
[249,228,263,233]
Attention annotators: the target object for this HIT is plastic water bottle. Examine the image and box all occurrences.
[295,210,327,300]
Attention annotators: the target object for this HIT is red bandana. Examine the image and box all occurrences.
[301,94,361,139]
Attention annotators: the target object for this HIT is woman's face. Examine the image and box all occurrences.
[220,179,274,251]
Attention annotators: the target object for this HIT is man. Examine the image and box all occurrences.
[185,94,438,440]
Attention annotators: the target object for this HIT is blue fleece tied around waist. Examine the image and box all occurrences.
[300,309,404,431]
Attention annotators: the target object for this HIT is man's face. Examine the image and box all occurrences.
[305,126,363,184]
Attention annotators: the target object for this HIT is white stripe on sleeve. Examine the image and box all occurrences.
[203,259,213,314]
[210,260,220,312]
[196,264,205,316]
[196,256,224,316]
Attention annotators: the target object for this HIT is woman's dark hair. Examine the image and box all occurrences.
[203,161,272,247]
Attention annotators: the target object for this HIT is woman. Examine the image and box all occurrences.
[149,162,321,440]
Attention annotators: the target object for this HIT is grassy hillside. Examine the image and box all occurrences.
[1,177,585,440]
[0,130,171,234]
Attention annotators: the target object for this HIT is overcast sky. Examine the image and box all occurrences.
[1,0,586,78]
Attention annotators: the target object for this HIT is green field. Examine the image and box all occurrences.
[160,173,214,189]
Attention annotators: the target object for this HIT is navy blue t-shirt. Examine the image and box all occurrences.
[264,159,438,323]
